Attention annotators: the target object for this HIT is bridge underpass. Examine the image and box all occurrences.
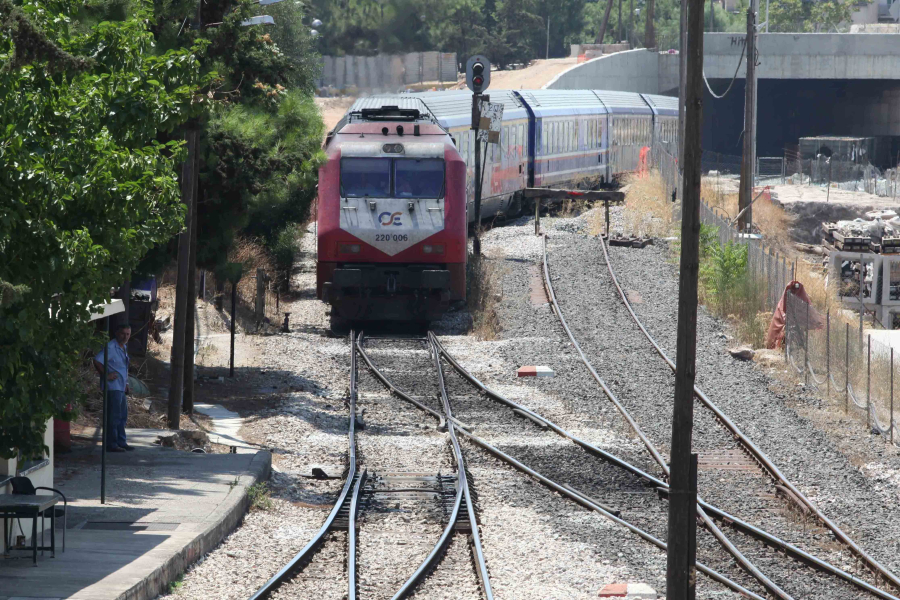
[703,78,900,165]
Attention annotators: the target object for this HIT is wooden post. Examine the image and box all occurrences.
[805,300,810,386]
[605,199,610,237]
[255,268,266,324]
[845,322,850,413]
[167,128,197,430]
[867,333,871,430]
[666,0,703,593]
[826,310,830,396]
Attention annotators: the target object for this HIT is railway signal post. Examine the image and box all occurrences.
[668,0,705,593]
[467,55,491,255]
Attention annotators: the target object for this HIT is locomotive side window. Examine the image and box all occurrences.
[340,158,391,198]
[394,159,445,199]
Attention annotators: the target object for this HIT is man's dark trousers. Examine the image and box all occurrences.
[106,390,127,449]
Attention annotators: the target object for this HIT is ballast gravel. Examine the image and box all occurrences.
[165,209,900,600]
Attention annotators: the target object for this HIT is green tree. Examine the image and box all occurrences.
[0,0,205,458]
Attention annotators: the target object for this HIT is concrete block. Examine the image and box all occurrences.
[517,366,555,377]
[626,582,658,598]
[598,583,657,598]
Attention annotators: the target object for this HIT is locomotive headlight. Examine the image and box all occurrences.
[423,244,444,255]
[382,143,404,154]
[339,243,361,254]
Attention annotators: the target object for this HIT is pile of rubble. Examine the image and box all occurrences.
[823,210,900,254]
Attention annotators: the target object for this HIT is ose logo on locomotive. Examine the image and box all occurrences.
[378,211,403,226]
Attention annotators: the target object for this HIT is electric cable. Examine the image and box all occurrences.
[703,42,746,100]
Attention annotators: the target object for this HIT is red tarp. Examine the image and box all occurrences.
[765,281,825,349]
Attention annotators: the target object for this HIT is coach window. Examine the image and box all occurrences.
[394,158,445,199]
[511,125,517,158]
[340,157,391,197]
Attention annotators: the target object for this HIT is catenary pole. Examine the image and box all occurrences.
[667,0,704,592]
[183,176,198,415]
[167,128,197,429]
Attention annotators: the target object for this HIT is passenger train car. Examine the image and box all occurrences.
[317,89,678,323]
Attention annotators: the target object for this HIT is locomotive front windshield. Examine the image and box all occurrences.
[340,158,391,197]
[340,157,444,198]
[394,159,444,199]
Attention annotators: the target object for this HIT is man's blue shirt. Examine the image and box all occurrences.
[95,339,129,392]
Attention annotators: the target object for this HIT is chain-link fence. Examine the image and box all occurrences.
[652,142,897,447]
[785,293,899,447]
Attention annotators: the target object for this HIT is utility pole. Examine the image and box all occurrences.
[708,0,713,31]
[667,0,704,590]
[182,158,198,415]
[168,129,197,429]
[645,0,656,48]
[738,2,757,233]
[678,0,687,165]
[618,0,623,42]
[546,16,550,60]
[630,0,635,45]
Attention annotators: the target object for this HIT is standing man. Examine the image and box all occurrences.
[93,324,133,452]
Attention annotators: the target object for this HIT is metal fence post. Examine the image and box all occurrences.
[805,301,810,386]
[867,333,872,431]
[892,347,895,444]
[845,322,850,413]
[791,259,795,283]
[826,310,830,396]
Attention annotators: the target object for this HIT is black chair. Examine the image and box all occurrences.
[9,476,67,553]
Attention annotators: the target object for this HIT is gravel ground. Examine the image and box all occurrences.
[165,207,900,600]
[542,208,900,599]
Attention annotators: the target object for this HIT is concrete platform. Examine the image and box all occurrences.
[0,429,271,600]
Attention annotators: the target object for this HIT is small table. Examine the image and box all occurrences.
[0,494,58,565]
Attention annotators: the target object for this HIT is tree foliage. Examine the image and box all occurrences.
[0,0,206,458]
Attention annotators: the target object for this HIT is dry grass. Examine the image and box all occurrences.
[467,253,503,340]
[617,171,676,238]
[702,177,791,250]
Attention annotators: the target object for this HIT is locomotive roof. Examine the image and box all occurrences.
[514,90,607,118]
[416,90,529,129]
[640,93,679,117]
[592,90,653,115]
[331,95,434,134]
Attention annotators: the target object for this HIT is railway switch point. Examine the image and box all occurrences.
[516,365,555,377]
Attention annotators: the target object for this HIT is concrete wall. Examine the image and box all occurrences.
[704,33,900,80]
[320,51,457,91]
[545,49,661,92]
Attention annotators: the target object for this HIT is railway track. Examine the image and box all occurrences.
[537,232,900,599]
[246,332,492,600]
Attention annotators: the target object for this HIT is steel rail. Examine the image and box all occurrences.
[597,234,900,592]
[364,339,768,600]
[247,330,360,600]
[431,334,900,600]
[540,235,794,600]
[348,469,367,600]
[354,334,474,600]
[429,331,494,599]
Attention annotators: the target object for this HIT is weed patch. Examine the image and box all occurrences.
[248,482,273,511]
[467,253,503,340]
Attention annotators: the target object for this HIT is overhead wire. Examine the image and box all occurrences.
[703,41,746,100]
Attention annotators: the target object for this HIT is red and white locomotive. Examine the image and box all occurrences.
[316,101,467,323]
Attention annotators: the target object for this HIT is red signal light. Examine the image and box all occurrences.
[473,76,484,86]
